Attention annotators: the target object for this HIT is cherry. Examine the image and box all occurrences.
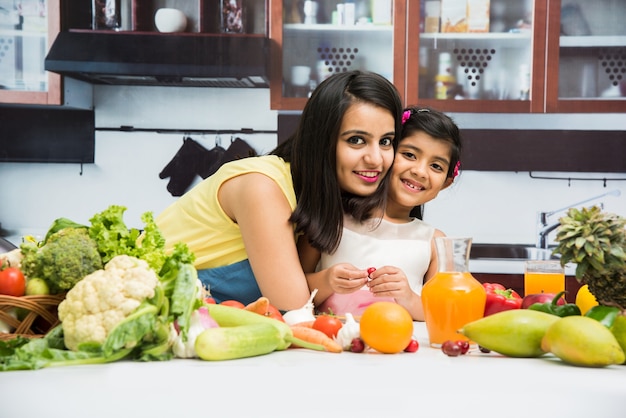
[456,340,470,354]
[367,267,376,276]
[404,339,419,353]
[350,338,365,353]
[441,340,462,357]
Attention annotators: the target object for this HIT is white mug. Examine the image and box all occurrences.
[303,1,318,24]
[291,66,311,86]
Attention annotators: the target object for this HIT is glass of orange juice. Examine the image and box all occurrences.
[524,260,565,296]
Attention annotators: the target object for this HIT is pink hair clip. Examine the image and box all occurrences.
[453,161,461,178]
[401,110,411,125]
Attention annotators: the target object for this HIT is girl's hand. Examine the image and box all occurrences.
[367,266,413,303]
[326,263,369,294]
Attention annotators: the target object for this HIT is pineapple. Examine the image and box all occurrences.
[553,205,626,310]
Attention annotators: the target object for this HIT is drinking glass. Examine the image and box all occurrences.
[524,260,565,296]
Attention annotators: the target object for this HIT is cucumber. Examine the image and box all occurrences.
[195,323,281,361]
[205,303,293,350]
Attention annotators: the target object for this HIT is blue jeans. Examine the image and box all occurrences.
[197,259,261,305]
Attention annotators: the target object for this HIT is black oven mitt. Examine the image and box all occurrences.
[202,137,258,179]
[159,137,224,196]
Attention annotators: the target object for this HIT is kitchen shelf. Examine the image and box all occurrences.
[284,23,393,33]
[559,35,626,48]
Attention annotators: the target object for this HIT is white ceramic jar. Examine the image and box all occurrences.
[154,8,187,33]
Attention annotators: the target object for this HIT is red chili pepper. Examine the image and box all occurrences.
[482,282,523,316]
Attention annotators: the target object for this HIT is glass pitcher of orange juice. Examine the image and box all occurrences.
[421,237,486,347]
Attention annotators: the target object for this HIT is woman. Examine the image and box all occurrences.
[155,71,403,311]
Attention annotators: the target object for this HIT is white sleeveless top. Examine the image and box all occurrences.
[317,215,435,316]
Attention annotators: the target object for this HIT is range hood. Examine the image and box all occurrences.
[45,31,270,88]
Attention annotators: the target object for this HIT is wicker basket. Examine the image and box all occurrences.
[0,294,65,341]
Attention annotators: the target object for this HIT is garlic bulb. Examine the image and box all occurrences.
[334,312,360,350]
[282,289,318,326]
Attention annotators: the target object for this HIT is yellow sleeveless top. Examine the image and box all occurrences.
[156,155,295,270]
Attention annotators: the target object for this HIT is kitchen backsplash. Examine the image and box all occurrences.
[0,85,624,247]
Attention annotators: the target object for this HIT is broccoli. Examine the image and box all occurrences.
[20,228,103,294]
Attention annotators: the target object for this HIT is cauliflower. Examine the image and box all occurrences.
[0,248,22,269]
[58,255,159,351]
[20,228,103,294]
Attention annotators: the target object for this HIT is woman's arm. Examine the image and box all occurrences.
[219,172,311,311]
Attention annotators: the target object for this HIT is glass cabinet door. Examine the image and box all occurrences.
[406,0,544,113]
[0,0,60,104]
[545,0,626,112]
[270,0,405,110]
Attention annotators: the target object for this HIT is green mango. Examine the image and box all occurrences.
[458,309,559,358]
[542,315,625,367]
[609,314,626,365]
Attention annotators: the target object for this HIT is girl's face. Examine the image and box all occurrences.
[335,102,396,196]
[386,131,454,220]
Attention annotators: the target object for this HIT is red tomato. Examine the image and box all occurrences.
[313,315,343,338]
[204,297,216,304]
[265,304,285,322]
[220,300,245,309]
[0,267,26,297]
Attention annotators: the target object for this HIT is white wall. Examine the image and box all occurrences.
[1,86,625,248]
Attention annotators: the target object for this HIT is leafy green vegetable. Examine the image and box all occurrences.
[88,205,167,272]
[20,228,103,294]
[1,206,200,371]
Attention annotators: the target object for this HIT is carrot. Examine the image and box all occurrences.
[289,326,343,353]
[244,296,270,315]
[292,320,315,328]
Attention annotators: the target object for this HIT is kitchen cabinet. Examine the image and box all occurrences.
[272,0,626,112]
[545,0,626,112]
[269,0,406,110]
[0,0,61,105]
[61,0,267,35]
[407,0,544,113]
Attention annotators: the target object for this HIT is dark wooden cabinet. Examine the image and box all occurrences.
[472,273,582,303]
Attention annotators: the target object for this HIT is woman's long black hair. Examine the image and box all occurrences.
[272,70,403,254]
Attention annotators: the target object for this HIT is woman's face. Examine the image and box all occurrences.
[385,131,454,219]
[335,102,396,196]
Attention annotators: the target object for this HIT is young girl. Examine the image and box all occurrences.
[303,106,462,320]
[155,71,403,311]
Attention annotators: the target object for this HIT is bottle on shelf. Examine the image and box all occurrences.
[519,63,530,100]
[435,52,456,100]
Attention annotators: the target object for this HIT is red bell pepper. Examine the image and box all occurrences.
[482,283,523,316]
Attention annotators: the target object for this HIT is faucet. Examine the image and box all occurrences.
[536,189,621,249]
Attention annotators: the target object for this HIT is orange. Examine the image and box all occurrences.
[359,302,413,354]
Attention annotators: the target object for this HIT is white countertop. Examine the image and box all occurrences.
[1,322,623,418]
